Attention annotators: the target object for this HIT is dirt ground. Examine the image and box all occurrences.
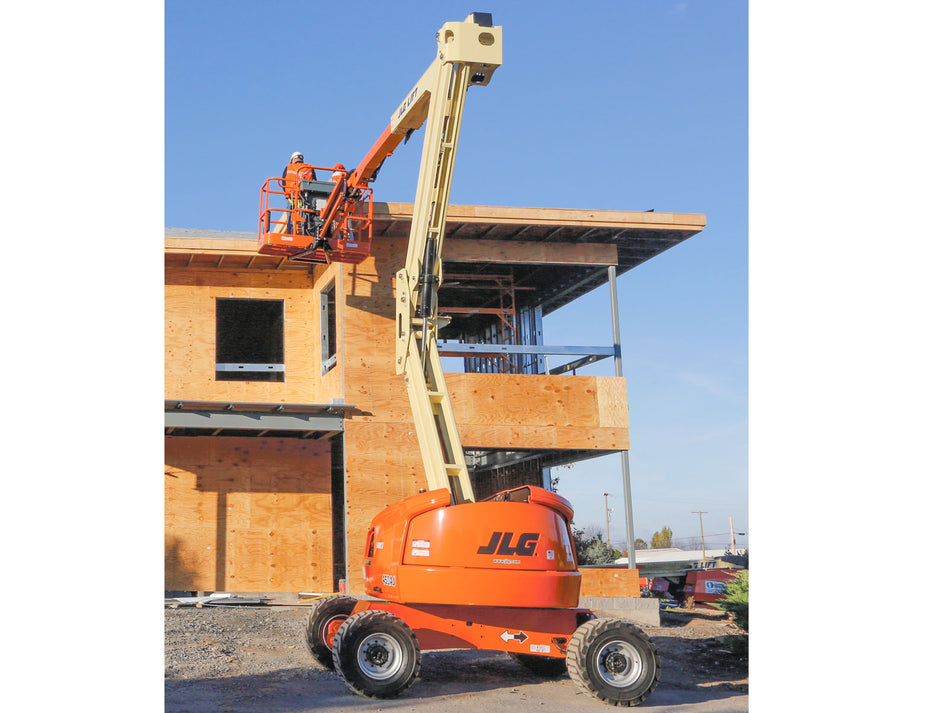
[165,601,748,712]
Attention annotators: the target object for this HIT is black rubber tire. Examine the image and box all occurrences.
[508,652,568,677]
[566,618,660,707]
[304,595,357,670]
[332,610,421,699]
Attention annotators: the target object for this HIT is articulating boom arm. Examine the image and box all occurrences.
[390,13,502,504]
[261,14,503,503]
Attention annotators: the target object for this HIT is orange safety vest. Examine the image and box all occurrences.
[282,161,316,197]
[330,163,346,184]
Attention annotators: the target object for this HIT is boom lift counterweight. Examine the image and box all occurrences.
[258,14,661,706]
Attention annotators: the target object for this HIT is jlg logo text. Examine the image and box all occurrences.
[477,532,540,556]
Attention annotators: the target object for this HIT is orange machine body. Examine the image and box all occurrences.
[348,598,588,656]
[362,485,582,609]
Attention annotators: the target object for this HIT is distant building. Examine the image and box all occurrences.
[616,548,747,582]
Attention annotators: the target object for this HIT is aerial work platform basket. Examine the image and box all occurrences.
[257,165,373,264]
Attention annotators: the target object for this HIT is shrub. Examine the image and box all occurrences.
[571,527,621,565]
[719,570,749,632]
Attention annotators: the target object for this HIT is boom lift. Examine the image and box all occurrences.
[258,14,660,707]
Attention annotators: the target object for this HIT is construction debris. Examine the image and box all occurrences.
[165,593,271,608]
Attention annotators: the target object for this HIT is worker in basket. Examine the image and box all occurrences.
[276,151,316,234]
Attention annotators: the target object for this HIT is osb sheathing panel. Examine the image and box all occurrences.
[579,567,643,598]
[313,263,345,403]
[445,374,630,449]
[342,420,429,585]
[165,437,333,592]
[338,241,425,585]
[165,267,322,403]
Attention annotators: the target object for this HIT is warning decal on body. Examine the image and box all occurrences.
[411,539,431,557]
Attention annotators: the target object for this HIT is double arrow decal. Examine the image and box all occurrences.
[500,630,528,644]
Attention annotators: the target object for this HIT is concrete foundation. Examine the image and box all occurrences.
[579,596,660,627]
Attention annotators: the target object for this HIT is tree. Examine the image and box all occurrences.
[634,538,648,550]
[650,527,673,549]
[571,527,621,565]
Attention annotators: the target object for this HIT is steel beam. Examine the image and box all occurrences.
[164,410,344,433]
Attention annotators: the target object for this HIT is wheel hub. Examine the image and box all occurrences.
[604,650,628,674]
[357,632,404,681]
[366,643,390,667]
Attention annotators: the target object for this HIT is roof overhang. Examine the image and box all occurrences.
[165,202,705,313]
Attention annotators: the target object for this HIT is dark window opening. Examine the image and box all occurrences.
[215,298,285,382]
[321,282,337,374]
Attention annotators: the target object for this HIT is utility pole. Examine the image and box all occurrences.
[729,515,736,552]
[604,493,611,547]
[692,511,708,559]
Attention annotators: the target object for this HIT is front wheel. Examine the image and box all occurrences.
[566,618,660,707]
[332,609,421,698]
[305,595,357,670]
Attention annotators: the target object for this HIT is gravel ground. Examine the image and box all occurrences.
[165,601,748,712]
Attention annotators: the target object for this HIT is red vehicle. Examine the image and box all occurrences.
[683,569,742,605]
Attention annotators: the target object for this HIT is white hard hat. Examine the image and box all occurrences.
[291,151,304,160]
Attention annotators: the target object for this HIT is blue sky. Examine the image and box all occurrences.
[165,0,749,551]
[7,1,949,707]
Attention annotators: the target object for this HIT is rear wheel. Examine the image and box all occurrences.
[566,618,660,707]
[332,609,421,698]
[305,595,356,670]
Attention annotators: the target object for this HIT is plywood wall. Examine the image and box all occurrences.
[446,373,630,450]
[337,239,429,585]
[165,235,632,594]
[165,266,327,403]
[579,567,643,598]
[312,262,345,404]
[165,436,333,592]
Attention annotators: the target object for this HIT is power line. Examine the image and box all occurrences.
[632,496,749,506]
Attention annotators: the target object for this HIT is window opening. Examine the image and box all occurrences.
[321,281,337,374]
[215,298,285,382]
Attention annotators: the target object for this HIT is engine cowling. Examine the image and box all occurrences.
[362,486,582,608]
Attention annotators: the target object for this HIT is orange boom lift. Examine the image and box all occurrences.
[258,13,660,707]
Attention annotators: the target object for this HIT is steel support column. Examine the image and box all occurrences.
[608,265,637,569]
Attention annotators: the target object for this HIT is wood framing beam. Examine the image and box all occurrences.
[375,202,707,232]
[444,238,617,266]
[165,237,258,256]
[166,203,705,262]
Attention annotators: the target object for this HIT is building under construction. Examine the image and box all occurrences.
[164,202,705,594]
